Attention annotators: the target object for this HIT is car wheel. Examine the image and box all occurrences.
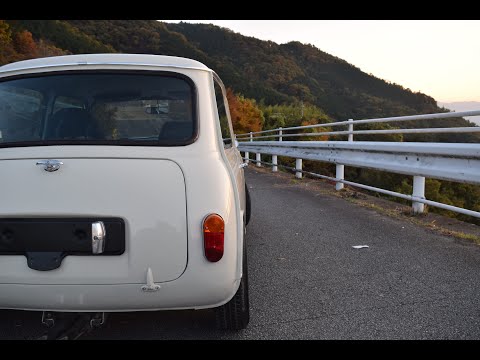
[245,184,251,226]
[215,237,250,330]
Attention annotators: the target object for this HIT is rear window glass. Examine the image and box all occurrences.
[0,72,195,147]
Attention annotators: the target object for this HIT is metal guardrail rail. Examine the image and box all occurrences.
[236,110,480,218]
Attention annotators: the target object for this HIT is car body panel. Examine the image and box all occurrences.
[0,158,188,284]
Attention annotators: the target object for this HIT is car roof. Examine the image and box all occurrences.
[0,53,212,73]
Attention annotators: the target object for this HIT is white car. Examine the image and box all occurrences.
[0,54,251,335]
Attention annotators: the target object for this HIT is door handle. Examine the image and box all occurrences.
[92,221,106,254]
[36,159,63,172]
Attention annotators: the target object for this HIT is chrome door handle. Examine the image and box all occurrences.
[36,160,63,172]
[92,221,106,254]
[239,163,248,169]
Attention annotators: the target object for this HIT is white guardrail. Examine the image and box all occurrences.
[236,110,480,218]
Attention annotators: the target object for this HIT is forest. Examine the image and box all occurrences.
[0,20,479,224]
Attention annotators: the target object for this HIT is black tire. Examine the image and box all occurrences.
[215,238,250,330]
[245,184,251,226]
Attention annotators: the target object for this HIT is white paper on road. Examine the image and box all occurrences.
[352,245,369,249]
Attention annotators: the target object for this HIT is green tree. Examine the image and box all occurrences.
[0,20,15,65]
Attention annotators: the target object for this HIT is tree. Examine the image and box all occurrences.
[226,88,264,135]
[0,20,15,65]
[13,30,38,59]
[260,102,330,131]
[36,39,69,57]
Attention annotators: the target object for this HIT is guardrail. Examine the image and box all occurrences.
[236,110,480,218]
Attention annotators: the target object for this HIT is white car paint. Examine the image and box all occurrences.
[0,54,246,311]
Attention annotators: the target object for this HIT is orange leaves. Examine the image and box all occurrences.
[226,88,264,134]
[0,21,67,66]
[0,22,38,64]
[13,30,38,59]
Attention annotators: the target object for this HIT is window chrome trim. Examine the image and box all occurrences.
[212,72,236,149]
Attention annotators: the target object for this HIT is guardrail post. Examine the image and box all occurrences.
[348,119,354,142]
[335,119,354,191]
[249,131,261,167]
[412,176,425,214]
[295,158,302,179]
[272,155,278,172]
[272,128,280,172]
[335,164,344,190]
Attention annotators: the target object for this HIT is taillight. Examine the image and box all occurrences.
[203,214,225,262]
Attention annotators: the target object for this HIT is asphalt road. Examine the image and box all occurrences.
[1,168,480,339]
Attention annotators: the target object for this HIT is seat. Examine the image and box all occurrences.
[158,121,193,142]
[49,108,102,140]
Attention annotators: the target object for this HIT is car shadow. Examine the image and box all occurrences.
[0,308,238,340]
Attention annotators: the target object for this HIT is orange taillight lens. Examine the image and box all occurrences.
[203,214,225,262]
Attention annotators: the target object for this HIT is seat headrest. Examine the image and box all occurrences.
[48,108,103,139]
[158,121,193,142]
[51,108,100,139]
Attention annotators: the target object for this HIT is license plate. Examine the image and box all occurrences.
[0,218,125,271]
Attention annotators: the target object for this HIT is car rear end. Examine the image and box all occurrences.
[0,54,244,313]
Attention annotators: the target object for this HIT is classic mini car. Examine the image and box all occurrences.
[0,54,251,335]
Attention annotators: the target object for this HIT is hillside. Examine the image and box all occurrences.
[167,22,439,119]
[70,20,442,119]
[3,20,476,126]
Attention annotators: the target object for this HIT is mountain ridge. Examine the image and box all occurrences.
[3,19,478,132]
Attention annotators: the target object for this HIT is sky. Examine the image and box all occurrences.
[165,20,480,104]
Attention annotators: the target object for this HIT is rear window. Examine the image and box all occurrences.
[0,72,196,147]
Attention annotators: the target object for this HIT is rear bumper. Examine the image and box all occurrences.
[0,279,241,312]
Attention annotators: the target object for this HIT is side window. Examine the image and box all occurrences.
[214,80,233,148]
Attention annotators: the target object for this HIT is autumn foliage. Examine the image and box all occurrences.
[226,88,264,134]
[0,20,67,66]
[13,30,38,58]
